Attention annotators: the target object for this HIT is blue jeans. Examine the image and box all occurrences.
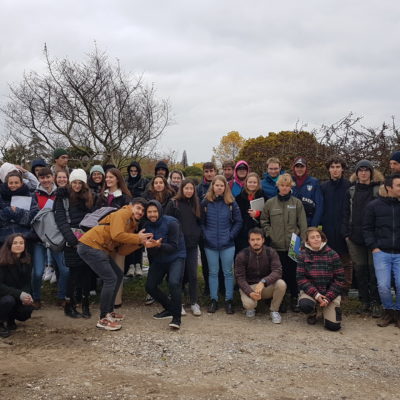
[373,251,400,310]
[205,247,235,301]
[32,243,70,301]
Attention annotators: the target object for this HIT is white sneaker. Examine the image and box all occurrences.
[43,266,54,281]
[191,303,202,316]
[245,309,256,318]
[89,290,97,296]
[126,264,135,277]
[134,264,143,276]
[181,305,187,316]
[270,311,282,324]
[50,271,57,284]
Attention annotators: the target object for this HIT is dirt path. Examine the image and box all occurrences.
[1,304,400,400]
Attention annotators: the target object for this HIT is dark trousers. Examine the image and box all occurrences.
[66,264,92,301]
[278,251,298,298]
[183,246,199,304]
[145,258,185,320]
[0,295,33,322]
[77,244,123,319]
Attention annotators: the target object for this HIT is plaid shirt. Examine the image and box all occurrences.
[297,244,344,302]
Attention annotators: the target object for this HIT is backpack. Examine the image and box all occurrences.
[79,207,118,231]
[31,199,69,252]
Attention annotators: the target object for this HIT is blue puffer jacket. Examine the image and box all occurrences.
[261,170,285,199]
[292,175,323,227]
[144,200,186,263]
[201,196,242,250]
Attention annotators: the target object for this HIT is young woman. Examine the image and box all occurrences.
[88,165,105,198]
[126,161,148,198]
[168,170,184,193]
[201,175,242,314]
[143,175,175,211]
[55,170,69,188]
[0,171,39,245]
[95,168,131,307]
[165,179,202,316]
[235,172,266,253]
[297,227,345,331]
[54,169,94,318]
[260,173,307,313]
[0,234,34,338]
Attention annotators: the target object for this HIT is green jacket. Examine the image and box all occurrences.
[260,195,307,251]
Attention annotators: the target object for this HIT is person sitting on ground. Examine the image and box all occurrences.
[235,227,286,324]
[297,227,345,331]
[0,234,34,338]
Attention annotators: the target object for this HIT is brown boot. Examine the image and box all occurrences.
[377,309,395,327]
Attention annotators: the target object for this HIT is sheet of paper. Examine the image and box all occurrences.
[11,196,32,211]
[249,197,265,212]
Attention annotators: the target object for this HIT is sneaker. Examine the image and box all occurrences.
[225,300,234,315]
[144,294,155,305]
[134,264,143,276]
[181,305,187,316]
[245,309,256,318]
[270,311,282,324]
[96,318,122,331]
[50,271,57,284]
[108,312,124,322]
[169,317,181,329]
[191,303,202,316]
[126,264,135,277]
[153,310,172,320]
[89,290,97,296]
[208,299,218,313]
[42,265,54,281]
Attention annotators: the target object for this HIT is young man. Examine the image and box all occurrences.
[261,157,284,199]
[51,148,69,175]
[235,228,286,323]
[389,151,400,174]
[154,161,169,179]
[342,159,383,317]
[78,198,151,331]
[363,174,400,328]
[231,160,249,197]
[31,168,69,309]
[196,162,217,201]
[222,160,235,190]
[292,157,323,227]
[31,159,47,178]
[143,200,186,330]
[321,158,352,296]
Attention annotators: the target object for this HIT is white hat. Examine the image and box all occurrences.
[69,168,87,184]
[0,162,18,183]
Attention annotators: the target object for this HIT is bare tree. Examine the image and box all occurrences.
[1,44,170,167]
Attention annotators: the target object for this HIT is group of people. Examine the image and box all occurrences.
[1,147,400,336]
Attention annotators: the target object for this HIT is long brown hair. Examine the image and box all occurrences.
[69,182,94,209]
[174,179,201,218]
[205,175,234,205]
[101,168,131,197]
[148,175,175,204]
[0,234,31,266]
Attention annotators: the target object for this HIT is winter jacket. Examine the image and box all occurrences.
[200,197,242,250]
[126,161,149,197]
[235,189,266,252]
[261,170,285,200]
[320,178,351,254]
[260,194,307,252]
[79,205,142,256]
[341,170,383,246]
[234,246,282,296]
[144,200,186,263]
[88,179,103,198]
[95,189,131,210]
[0,183,39,243]
[297,243,344,302]
[231,160,249,197]
[292,175,323,227]
[165,198,201,249]
[363,192,400,252]
[196,179,211,201]
[34,183,57,210]
[0,261,32,300]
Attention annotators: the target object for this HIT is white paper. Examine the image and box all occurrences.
[249,197,265,212]
[11,196,32,211]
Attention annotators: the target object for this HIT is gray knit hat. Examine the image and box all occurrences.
[355,159,373,174]
[89,165,105,176]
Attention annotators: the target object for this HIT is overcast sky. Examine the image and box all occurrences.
[1,0,400,163]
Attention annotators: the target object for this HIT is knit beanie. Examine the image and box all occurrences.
[355,159,373,174]
[390,151,400,163]
[69,168,87,183]
[90,165,105,176]
[53,148,68,160]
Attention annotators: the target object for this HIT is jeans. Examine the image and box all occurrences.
[373,251,400,310]
[77,244,123,319]
[145,258,185,320]
[0,295,33,322]
[205,246,235,301]
[32,243,70,301]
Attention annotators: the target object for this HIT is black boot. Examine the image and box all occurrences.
[7,319,17,330]
[208,299,218,313]
[0,322,11,338]
[81,296,91,319]
[64,300,82,318]
[225,300,234,315]
[290,296,300,313]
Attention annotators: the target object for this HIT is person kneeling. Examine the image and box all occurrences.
[297,227,345,331]
[235,227,286,324]
[0,234,34,338]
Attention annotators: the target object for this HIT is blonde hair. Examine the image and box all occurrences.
[244,172,261,195]
[276,173,295,187]
[205,175,235,204]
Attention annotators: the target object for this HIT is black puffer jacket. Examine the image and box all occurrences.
[126,161,149,197]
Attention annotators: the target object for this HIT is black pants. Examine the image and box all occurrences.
[182,246,199,304]
[278,251,298,298]
[0,295,33,322]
